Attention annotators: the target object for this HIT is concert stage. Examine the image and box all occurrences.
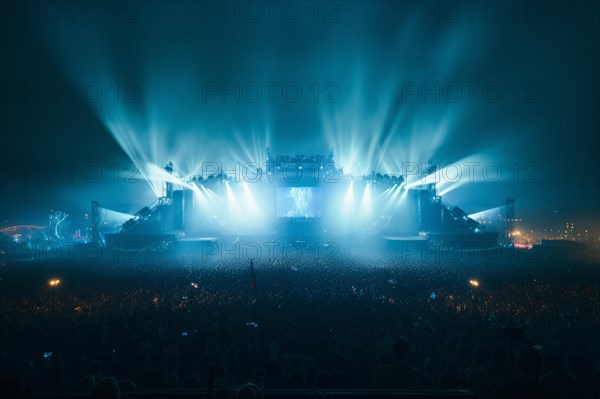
[102,152,498,252]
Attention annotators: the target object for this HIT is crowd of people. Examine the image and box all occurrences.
[0,245,599,398]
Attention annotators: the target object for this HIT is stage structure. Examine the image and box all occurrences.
[104,150,498,250]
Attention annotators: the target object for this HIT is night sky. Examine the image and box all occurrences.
[0,1,598,232]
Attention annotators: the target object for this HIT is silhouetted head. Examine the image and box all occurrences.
[438,372,459,389]
[92,377,120,399]
[263,361,284,389]
[517,347,542,379]
[331,353,345,371]
[475,348,491,368]
[181,372,200,389]
[286,371,305,389]
[543,353,563,373]
[567,353,594,378]
[78,375,95,394]
[165,373,179,389]
[316,371,331,389]
[237,383,263,399]
[393,339,410,361]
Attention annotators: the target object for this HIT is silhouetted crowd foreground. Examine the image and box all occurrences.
[0,248,599,398]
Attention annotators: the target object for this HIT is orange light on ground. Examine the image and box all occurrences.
[469,279,479,287]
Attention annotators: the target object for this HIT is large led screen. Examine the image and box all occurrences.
[276,187,322,218]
